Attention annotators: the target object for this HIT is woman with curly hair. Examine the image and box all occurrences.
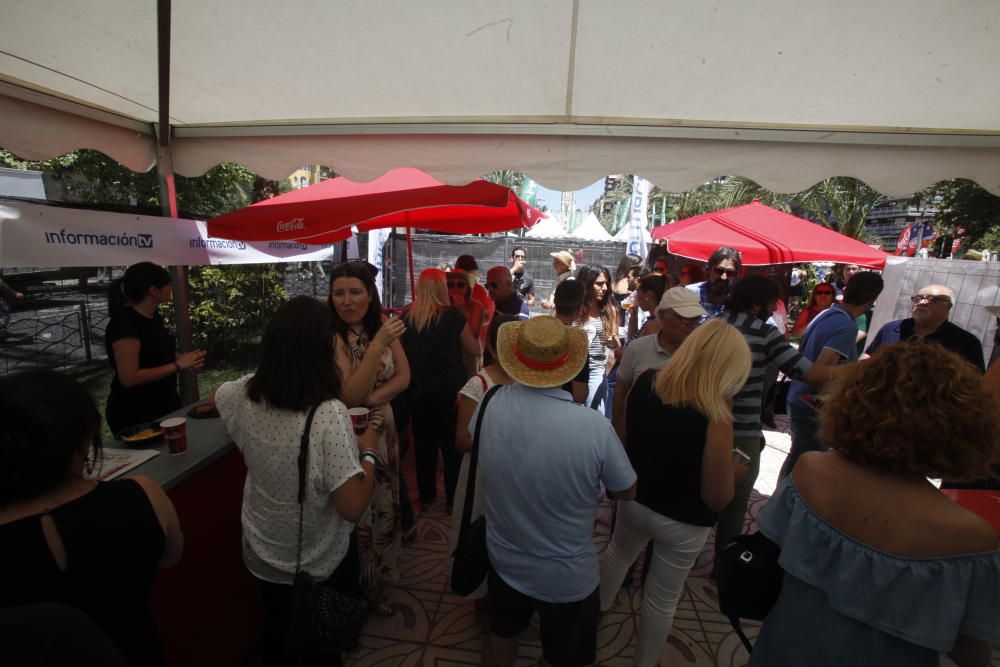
[327,262,410,616]
[576,264,620,413]
[751,343,999,667]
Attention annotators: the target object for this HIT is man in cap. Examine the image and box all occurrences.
[456,254,495,340]
[612,287,706,440]
[486,266,530,320]
[867,284,986,372]
[474,317,636,667]
[540,250,575,310]
[686,246,742,318]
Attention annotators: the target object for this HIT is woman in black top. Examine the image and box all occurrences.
[598,319,751,667]
[401,268,480,508]
[0,371,184,666]
[105,263,206,434]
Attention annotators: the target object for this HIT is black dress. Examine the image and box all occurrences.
[0,479,168,666]
[105,307,181,433]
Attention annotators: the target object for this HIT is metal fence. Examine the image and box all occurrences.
[0,263,334,376]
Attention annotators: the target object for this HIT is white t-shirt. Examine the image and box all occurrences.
[215,376,362,584]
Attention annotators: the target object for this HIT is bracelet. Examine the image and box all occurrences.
[359,448,383,464]
[359,452,380,467]
[173,362,182,373]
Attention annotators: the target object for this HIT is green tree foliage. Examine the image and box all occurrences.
[918,179,1000,252]
[798,177,886,242]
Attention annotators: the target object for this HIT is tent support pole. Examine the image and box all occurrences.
[155,0,198,404]
[155,144,198,405]
[406,227,416,301]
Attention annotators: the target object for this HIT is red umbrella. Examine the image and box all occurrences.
[651,201,889,268]
[207,167,543,243]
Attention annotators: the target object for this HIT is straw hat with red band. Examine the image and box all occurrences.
[496,316,588,389]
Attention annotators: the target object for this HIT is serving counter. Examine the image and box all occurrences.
[121,403,262,667]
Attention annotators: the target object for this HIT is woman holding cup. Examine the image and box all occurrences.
[328,261,410,616]
[214,296,377,666]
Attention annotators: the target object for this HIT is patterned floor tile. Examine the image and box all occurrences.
[356,433,1000,666]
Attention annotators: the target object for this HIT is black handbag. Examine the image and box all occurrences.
[286,404,371,656]
[450,384,502,596]
[716,530,784,653]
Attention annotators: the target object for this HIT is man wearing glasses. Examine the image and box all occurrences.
[867,285,986,372]
[486,266,531,320]
[685,247,742,318]
[509,247,536,307]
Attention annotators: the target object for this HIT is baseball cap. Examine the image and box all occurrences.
[656,286,707,319]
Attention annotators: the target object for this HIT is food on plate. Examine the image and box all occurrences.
[121,428,160,442]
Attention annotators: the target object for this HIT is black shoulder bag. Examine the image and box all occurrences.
[285,404,371,656]
[717,531,784,654]
[450,384,502,596]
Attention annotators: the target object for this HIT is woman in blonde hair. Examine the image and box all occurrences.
[599,319,752,667]
[401,269,481,509]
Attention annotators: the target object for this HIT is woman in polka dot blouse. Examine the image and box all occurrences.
[215,296,378,665]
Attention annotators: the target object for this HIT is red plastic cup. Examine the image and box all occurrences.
[160,417,188,454]
[347,408,369,435]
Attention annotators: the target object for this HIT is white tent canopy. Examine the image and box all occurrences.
[571,213,614,241]
[1,1,999,195]
[524,214,568,239]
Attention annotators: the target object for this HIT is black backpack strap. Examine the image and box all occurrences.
[293,403,322,575]
[458,384,503,537]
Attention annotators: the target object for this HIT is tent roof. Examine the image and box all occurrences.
[651,201,890,268]
[571,213,614,241]
[524,215,568,239]
[1,1,999,194]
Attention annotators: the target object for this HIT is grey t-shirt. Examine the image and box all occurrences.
[617,333,672,388]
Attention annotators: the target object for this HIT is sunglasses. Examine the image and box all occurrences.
[814,290,834,296]
[910,294,951,305]
[712,267,737,277]
[447,281,468,289]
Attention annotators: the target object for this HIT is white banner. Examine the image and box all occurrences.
[627,176,651,259]
[0,201,340,267]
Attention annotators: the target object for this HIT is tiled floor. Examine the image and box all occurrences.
[344,420,795,667]
[344,419,1000,666]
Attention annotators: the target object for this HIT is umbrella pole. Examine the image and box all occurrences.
[407,227,416,302]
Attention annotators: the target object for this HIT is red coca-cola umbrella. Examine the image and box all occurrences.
[208,168,544,297]
[207,167,543,243]
[651,201,889,268]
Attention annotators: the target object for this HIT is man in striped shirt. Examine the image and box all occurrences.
[713,275,841,571]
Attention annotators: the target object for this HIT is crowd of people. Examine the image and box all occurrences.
[0,247,997,667]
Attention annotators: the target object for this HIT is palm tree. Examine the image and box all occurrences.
[484,170,523,191]
[798,177,886,241]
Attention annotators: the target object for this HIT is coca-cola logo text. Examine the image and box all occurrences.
[276,218,305,233]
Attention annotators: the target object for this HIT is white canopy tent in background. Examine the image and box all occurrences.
[0,1,998,197]
[524,214,568,239]
[570,212,614,242]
